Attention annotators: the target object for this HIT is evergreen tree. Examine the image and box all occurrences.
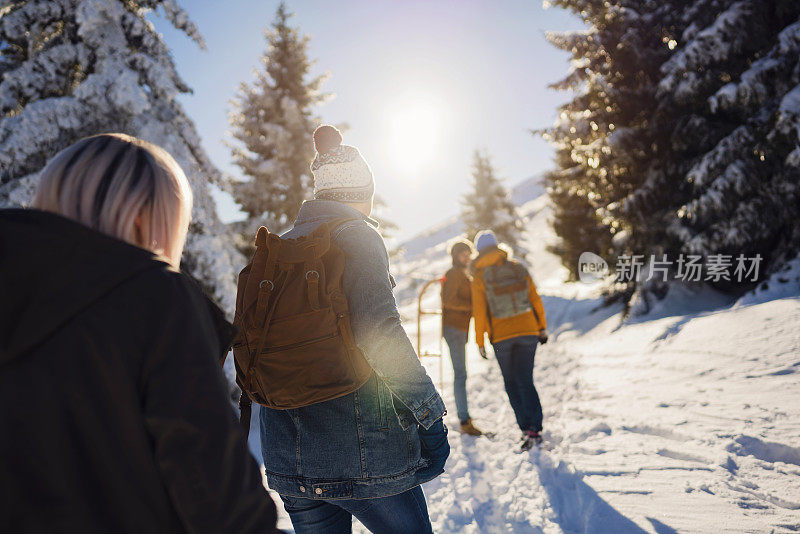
[228,1,329,228]
[541,0,681,279]
[461,149,523,253]
[544,0,800,288]
[654,1,800,273]
[0,0,242,313]
[544,151,613,282]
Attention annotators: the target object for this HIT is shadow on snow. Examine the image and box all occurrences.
[534,452,655,534]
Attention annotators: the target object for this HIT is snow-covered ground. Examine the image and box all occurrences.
[258,176,800,533]
[408,282,800,533]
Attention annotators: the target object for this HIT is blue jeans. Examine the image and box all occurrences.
[442,325,470,422]
[280,486,433,534]
[492,336,542,432]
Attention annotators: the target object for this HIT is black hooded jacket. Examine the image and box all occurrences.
[0,209,278,533]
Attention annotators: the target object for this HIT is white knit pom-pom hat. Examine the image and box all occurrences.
[311,125,375,203]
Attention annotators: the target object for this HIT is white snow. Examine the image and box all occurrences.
[659,1,750,99]
[248,176,799,533]
[779,83,800,144]
[387,181,799,533]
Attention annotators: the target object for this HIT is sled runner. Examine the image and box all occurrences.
[416,277,445,391]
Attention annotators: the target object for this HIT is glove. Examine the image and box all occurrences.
[478,345,488,359]
[415,418,450,482]
[538,330,549,345]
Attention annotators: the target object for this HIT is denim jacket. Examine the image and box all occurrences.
[258,199,446,500]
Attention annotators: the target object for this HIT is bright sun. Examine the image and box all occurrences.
[385,95,444,177]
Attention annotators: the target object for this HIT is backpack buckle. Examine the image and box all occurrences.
[259,279,274,291]
[305,270,320,281]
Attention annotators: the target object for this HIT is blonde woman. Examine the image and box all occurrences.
[0,134,280,534]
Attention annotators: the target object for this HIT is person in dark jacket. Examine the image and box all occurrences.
[441,240,484,436]
[0,133,279,533]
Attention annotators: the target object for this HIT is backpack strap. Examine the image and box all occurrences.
[256,262,277,320]
[305,264,321,310]
[299,217,358,311]
[242,227,271,317]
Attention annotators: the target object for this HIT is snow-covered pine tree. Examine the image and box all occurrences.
[544,148,614,281]
[542,0,682,280]
[656,0,800,277]
[0,0,242,313]
[461,149,523,253]
[228,1,329,229]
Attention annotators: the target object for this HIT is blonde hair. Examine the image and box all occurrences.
[32,133,193,267]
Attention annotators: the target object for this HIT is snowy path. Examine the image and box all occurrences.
[384,180,800,533]
[395,287,800,533]
[400,292,661,533]
[415,335,652,534]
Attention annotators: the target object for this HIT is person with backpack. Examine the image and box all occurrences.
[470,230,549,451]
[441,240,484,436]
[0,134,280,533]
[233,125,448,534]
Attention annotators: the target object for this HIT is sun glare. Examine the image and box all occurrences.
[385,95,444,177]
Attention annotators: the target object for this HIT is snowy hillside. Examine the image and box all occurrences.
[389,183,800,533]
[393,175,552,306]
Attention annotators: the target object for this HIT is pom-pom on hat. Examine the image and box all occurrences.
[311,125,374,203]
[313,125,343,155]
[474,230,498,252]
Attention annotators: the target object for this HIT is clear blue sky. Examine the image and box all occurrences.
[154,1,583,239]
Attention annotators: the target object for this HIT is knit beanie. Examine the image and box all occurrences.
[311,125,374,203]
[474,230,498,252]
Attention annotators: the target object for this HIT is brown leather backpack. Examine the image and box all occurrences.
[230,218,373,429]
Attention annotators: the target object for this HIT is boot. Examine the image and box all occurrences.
[521,430,543,451]
[459,419,483,436]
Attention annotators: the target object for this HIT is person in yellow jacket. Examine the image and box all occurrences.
[470,230,548,448]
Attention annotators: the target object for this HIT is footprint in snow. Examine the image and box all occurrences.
[621,424,691,442]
